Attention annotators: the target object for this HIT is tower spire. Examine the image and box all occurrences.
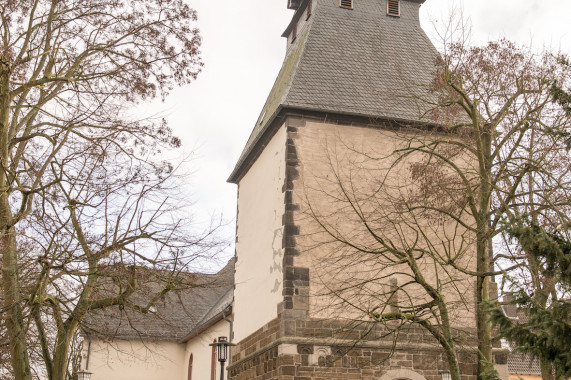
[230,0,437,183]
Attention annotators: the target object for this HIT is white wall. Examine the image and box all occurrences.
[82,320,232,380]
[84,339,186,380]
[234,124,287,342]
[184,320,232,380]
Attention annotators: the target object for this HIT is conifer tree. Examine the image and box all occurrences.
[489,220,571,379]
[489,55,571,379]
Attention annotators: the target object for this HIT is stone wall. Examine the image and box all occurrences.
[228,312,481,380]
[230,113,484,380]
[229,337,479,380]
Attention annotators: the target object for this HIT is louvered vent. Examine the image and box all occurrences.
[387,0,400,16]
[340,0,353,9]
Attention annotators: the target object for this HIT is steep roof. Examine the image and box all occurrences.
[83,259,234,342]
[179,286,234,343]
[229,0,438,182]
[508,353,542,376]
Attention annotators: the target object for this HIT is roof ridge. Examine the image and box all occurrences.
[228,24,312,182]
[195,288,233,328]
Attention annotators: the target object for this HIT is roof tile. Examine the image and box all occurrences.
[230,0,439,181]
[83,259,234,341]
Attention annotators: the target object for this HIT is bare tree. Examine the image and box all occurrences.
[0,1,223,380]
[435,40,571,378]
[303,39,571,380]
[303,125,480,380]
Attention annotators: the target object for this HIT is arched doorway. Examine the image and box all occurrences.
[379,369,427,380]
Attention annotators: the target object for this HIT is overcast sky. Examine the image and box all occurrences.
[144,0,571,263]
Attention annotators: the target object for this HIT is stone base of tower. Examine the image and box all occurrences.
[228,315,486,380]
[229,342,480,380]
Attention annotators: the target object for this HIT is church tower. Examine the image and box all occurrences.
[227,1,485,379]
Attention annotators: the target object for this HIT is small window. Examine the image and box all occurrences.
[187,354,193,380]
[387,0,400,16]
[306,0,312,20]
[340,0,352,9]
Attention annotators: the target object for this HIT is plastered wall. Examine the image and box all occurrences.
[84,339,186,380]
[291,119,478,328]
[234,124,287,342]
[508,374,541,380]
[185,320,232,380]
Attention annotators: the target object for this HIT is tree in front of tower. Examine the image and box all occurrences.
[485,53,571,380]
[304,39,571,380]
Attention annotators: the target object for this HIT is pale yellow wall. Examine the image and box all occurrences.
[508,375,541,380]
[293,120,477,328]
[82,321,231,380]
[234,124,287,342]
[185,320,231,380]
[83,339,186,380]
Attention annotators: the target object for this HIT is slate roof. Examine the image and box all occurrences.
[501,296,541,376]
[83,259,234,342]
[179,286,234,342]
[508,353,542,376]
[229,0,439,182]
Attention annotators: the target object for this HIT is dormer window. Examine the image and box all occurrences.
[340,0,353,9]
[387,0,400,17]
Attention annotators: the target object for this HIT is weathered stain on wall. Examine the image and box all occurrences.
[234,124,287,342]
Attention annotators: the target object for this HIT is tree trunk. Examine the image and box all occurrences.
[441,305,462,380]
[448,348,462,380]
[1,228,32,380]
[476,127,494,380]
[0,63,32,380]
[540,358,554,380]
[476,238,493,379]
[51,272,98,380]
[51,328,74,380]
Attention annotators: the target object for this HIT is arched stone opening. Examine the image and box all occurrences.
[379,368,427,380]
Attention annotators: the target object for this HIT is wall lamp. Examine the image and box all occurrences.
[210,336,236,380]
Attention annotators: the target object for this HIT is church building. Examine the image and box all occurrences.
[227,0,482,379]
[82,1,508,379]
